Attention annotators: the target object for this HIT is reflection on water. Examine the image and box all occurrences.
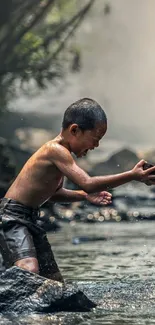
[50,222,155,283]
[1,221,155,324]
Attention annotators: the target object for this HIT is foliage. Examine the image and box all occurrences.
[0,0,95,110]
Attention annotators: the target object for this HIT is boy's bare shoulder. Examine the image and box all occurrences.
[45,140,73,163]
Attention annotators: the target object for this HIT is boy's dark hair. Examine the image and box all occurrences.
[62,98,107,130]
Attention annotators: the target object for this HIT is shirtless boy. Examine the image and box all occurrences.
[0,98,155,282]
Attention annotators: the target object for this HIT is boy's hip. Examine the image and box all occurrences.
[0,197,45,235]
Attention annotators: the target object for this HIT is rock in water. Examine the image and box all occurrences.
[0,267,96,313]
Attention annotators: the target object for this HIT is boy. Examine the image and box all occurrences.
[0,97,155,283]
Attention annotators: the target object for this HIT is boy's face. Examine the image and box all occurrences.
[69,122,107,158]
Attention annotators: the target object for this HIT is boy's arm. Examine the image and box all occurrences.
[50,187,112,205]
[50,144,155,193]
[50,188,87,202]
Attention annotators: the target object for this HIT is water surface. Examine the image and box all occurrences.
[1,221,155,325]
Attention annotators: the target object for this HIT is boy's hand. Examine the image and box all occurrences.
[132,159,155,184]
[86,191,112,205]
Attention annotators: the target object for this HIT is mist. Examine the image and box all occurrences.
[13,0,155,150]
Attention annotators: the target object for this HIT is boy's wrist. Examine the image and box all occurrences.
[130,169,139,181]
[83,191,88,200]
[120,170,135,182]
[77,190,88,201]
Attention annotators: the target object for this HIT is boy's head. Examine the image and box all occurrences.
[62,98,107,158]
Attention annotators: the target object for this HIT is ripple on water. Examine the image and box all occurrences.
[1,222,155,324]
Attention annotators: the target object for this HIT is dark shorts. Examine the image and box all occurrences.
[0,198,63,281]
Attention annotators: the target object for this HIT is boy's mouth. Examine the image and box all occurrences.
[77,149,88,158]
[83,149,88,156]
[79,149,88,157]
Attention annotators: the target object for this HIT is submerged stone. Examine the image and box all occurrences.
[0,267,96,314]
[72,236,109,245]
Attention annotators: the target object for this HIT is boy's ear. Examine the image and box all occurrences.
[69,124,80,135]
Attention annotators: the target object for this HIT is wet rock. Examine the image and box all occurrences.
[79,279,155,313]
[0,267,96,314]
[0,252,5,273]
[91,148,139,176]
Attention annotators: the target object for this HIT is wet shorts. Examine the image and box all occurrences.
[0,198,62,281]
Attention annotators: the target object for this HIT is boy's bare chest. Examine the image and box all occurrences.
[38,163,63,190]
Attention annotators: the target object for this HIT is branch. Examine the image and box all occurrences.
[3,0,95,74]
[0,0,95,82]
[0,0,56,63]
[39,0,95,71]
[0,1,40,53]
[42,0,95,47]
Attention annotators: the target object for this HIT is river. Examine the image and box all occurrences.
[1,221,155,325]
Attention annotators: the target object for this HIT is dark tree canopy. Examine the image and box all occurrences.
[0,0,95,110]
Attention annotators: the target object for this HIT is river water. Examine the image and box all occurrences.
[1,221,155,325]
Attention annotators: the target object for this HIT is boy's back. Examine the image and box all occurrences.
[5,136,64,208]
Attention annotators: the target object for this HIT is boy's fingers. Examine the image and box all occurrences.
[104,195,110,200]
[145,166,155,174]
[103,197,111,201]
[137,159,146,167]
[101,191,112,196]
[102,192,112,198]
